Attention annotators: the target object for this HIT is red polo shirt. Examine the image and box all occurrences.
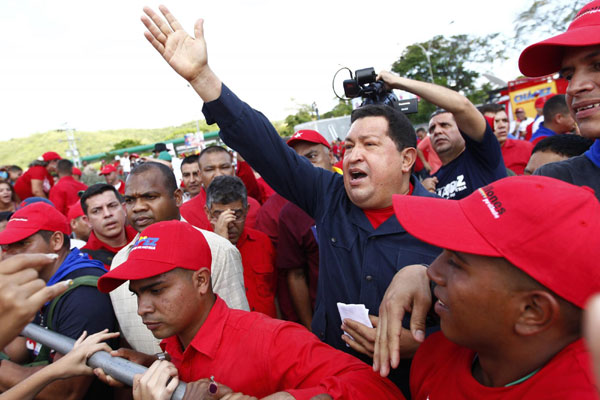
[411,332,596,399]
[180,188,261,230]
[14,165,55,200]
[501,139,534,175]
[236,227,277,317]
[49,176,88,216]
[161,296,404,400]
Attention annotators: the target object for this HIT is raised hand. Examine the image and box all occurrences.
[141,6,221,102]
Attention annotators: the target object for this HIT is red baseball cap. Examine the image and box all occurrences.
[0,202,71,245]
[67,201,84,221]
[42,152,62,162]
[72,167,82,177]
[97,220,212,293]
[392,176,600,309]
[519,0,600,77]
[99,164,117,175]
[287,130,331,150]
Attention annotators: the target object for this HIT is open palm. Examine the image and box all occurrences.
[142,5,208,83]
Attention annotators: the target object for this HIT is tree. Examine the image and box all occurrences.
[112,139,141,151]
[281,104,314,137]
[321,100,353,119]
[513,0,586,49]
[392,34,504,124]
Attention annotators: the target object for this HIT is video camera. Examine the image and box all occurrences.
[342,67,418,114]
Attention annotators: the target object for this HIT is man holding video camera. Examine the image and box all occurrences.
[377,72,508,200]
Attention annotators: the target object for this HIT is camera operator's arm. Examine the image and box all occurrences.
[378,71,487,142]
[141,6,221,103]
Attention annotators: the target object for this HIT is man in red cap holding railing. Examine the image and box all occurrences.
[97,220,404,400]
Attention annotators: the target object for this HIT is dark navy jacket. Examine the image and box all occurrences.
[203,85,441,373]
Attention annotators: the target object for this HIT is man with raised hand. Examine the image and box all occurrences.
[140,7,440,396]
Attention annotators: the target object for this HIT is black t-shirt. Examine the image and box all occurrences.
[433,123,507,200]
[534,154,600,200]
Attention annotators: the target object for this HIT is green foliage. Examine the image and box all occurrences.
[393,34,505,124]
[514,0,586,48]
[112,139,142,151]
[321,100,353,119]
[281,104,314,137]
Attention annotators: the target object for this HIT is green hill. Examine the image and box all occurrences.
[2,118,289,168]
[0,121,207,168]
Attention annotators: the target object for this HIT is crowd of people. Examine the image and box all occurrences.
[1,1,600,399]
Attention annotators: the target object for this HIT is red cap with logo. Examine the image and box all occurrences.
[392,176,600,309]
[519,0,600,77]
[0,202,71,245]
[99,165,117,175]
[287,130,331,150]
[42,152,62,162]
[97,220,212,293]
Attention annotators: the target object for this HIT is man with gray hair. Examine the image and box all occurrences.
[205,175,277,317]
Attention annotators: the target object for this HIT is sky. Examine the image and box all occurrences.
[0,0,534,140]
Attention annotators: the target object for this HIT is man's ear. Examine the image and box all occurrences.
[401,147,417,173]
[50,231,65,252]
[193,268,212,295]
[327,149,336,167]
[80,215,91,227]
[173,188,183,207]
[514,290,560,336]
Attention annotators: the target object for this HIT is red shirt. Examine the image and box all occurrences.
[254,193,288,247]
[82,225,138,268]
[114,180,126,195]
[501,139,533,175]
[256,177,275,204]
[363,183,413,229]
[410,332,596,400]
[418,136,443,175]
[180,188,261,230]
[49,176,88,216]
[236,227,277,317]
[82,225,137,253]
[14,166,55,200]
[276,202,319,313]
[236,161,261,203]
[161,296,404,400]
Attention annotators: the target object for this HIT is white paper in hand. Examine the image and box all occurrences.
[337,302,373,346]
